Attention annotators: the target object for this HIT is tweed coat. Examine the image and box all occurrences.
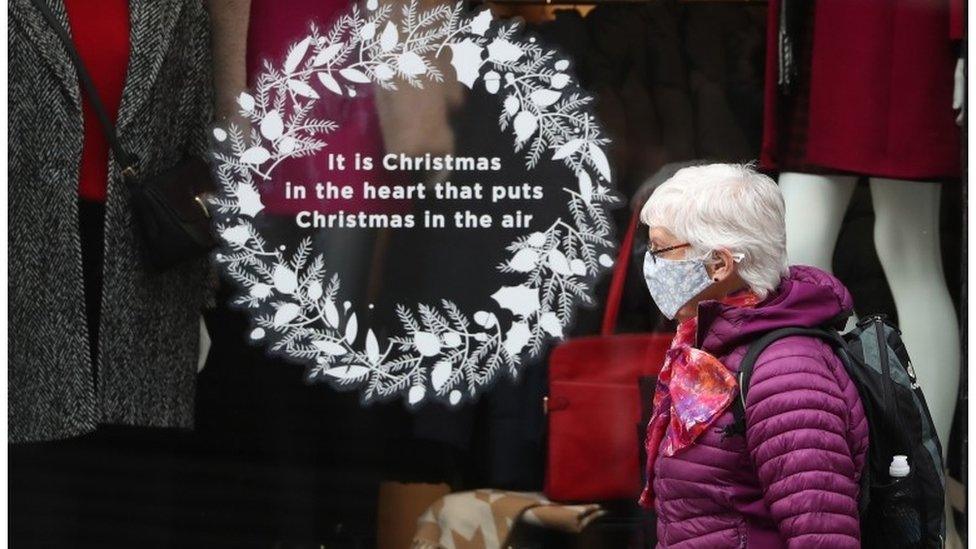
[9,0,213,443]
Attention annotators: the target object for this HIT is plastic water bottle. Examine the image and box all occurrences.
[882,455,921,547]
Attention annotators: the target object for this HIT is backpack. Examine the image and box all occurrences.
[728,314,946,548]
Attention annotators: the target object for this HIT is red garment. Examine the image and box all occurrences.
[64,0,131,202]
[761,0,961,180]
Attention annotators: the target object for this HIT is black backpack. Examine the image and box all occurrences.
[728,314,946,548]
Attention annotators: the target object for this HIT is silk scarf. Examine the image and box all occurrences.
[639,291,760,508]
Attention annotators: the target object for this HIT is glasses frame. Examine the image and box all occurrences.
[647,242,692,263]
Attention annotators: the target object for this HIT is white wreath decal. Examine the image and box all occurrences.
[209,0,619,407]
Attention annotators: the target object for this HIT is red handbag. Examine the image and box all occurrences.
[543,213,672,502]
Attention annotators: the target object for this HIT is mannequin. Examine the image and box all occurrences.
[782,173,960,445]
[781,173,961,546]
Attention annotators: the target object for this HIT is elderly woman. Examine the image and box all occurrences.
[638,164,869,548]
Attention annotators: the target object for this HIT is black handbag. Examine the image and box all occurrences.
[31,0,217,271]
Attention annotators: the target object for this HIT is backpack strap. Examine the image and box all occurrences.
[722,326,847,438]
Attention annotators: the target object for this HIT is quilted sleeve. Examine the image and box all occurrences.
[745,343,862,548]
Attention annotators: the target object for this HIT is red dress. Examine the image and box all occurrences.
[760,0,962,180]
[64,0,130,201]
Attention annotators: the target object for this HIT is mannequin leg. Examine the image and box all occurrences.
[870,178,961,546]
[779,172,858,270]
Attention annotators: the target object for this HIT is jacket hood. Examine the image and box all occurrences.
[695,265,854,356]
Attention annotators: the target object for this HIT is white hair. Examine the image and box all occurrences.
[639,163,789,299]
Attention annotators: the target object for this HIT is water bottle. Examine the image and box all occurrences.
[880,455,922,547]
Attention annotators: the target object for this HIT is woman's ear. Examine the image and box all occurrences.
[708,249,737,282]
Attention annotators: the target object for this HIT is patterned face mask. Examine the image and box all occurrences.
[642,251,713,320]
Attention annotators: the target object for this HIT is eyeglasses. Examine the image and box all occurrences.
[647,242,691,263]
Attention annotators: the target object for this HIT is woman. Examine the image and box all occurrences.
[638,163,868,547]
[8,0,212,443]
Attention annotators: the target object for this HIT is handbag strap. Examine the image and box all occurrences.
[30,0,138,175]
[600,210,641,336]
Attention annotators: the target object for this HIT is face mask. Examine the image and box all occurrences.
[642,251,713,320]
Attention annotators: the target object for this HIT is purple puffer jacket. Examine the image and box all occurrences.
[651,265,869,548]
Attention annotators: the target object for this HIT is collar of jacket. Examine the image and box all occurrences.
[10,0,186,134]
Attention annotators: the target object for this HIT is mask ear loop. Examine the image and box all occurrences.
[708,251,745,282]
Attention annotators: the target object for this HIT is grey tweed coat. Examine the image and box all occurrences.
[9,0,213,443]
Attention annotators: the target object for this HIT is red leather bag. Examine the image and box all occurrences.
[544,213,672,502]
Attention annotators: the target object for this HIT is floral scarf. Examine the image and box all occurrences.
[639,291,761,508]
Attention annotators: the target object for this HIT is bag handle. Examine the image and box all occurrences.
[600,210,641,336]
[30,0,138,176]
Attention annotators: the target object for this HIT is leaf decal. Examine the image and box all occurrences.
[359,22,376,41]
[469,9,492,36]
[431,360,452,391]
[552,138,585,160]
[512,111,538,143]
[379,22,398,52]
[365,329,380,364]
[324,298,340,328]
[325,366,369,380]
[317,72,343,95]
[273,303,301,327]
[486,38,523,63]
[491,285,540,317]
[588,143,612,182]
[284,37,311,73]
[313,43,344,66]
[339,68,371,83]
[235,182,264,217]
[345,312,358,344]
[448,39,484,89]
[577,171,593,203]
[503,322,531,356]
[504,95,520,116]
[288,79,320,99]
